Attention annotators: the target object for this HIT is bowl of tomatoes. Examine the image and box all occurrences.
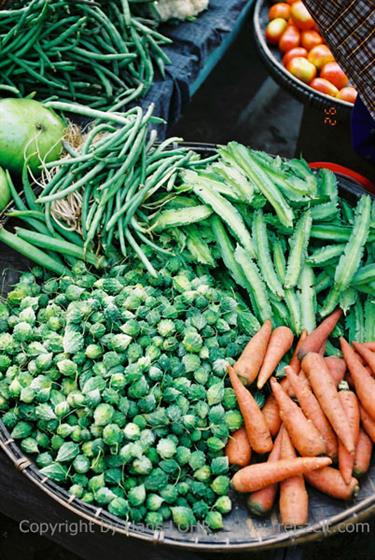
[253,0,358,111]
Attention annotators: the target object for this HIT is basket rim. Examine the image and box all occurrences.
[253,0,354,111]
[0,144,374,550]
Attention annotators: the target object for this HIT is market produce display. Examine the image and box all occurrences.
[0,0,172,110]
[265,0,358,102]
[0,99,374,533]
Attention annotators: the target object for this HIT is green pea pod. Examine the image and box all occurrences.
[273,240,301,333]
[321,195,372,316]
[345,299,365,343]
[364,297,375,341]
[189,173,255,257]
[253,210,284,298]
[339,287,357,314]
[311,201,338,222]
[307,244,345,267]
[284,210,312,289]
[351,263,375,286]
[219,143,294,228]
[184,225,216,267]
[152,204,212,231]
[234,244,272,322]
[298,264,316,333]
[211,216,249,290]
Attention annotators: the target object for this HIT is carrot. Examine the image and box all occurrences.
[338,390,360,484]
[234,320,272,385]
[225,427,251,468]
[289,330,308,373]
[257,326,294,389]
[287,330,308,399]
[297,309,342,360]
[325,356,346,386]
[232,457,332,493]
[228,366,273,454]
[279,429,308,526]
[247,429,283,516]
[319,341,327,355]
[262,394,282,437]
[360,342,375,351]
[353,429,373,477]
[286,366,337,461]
[353,342,375,375]
[304,467,359,500]
[271,377,326,457]
[359,404,375,443]
[340,337,375,421]
[302,352,355,454]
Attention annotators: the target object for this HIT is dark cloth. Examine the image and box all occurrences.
[303,0,375,121]
[140,0,251,136]
[352,96,375,164]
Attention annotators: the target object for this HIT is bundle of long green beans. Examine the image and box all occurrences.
[0,0,171,109]
[0,101,214,276]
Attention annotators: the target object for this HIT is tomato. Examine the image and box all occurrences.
[337,86,358,104]
[269,3,291,20]
[279,25,300,52]
[301,30,323,50]
[287,57,317,82]
[290,1,315,30]
[307,44,335,69]
[309,78,339,97]
[282,47,308,67]
[285,0,299,4]
[266,18,288,45]
[320,62,349,90]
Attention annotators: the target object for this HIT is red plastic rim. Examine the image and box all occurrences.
[309,162,375,194]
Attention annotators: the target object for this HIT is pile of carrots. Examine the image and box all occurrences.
[226,310,375,526]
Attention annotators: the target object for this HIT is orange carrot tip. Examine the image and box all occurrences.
[257,326,294,389]
[353,342,375,375]
[225,427,251,468]
[227,366,273,455]
[298,309,342,360]
[234,320,272,385]
[340,338,375,423]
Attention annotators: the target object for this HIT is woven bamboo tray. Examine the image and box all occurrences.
[0,143,374,551]
[253,0,354,116]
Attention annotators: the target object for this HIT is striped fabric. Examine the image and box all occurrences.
[304,0,375,118]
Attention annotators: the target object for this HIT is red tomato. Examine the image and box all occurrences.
[308,44,335,69]
[290,1,315,30]
[337,86,358,104]
[282,47,308,66]
[266,18,288,44]
[269,3,291,20]
[301,30,323,50]
[320,62,349,90]
[279,25,300,52]
[309,78,339,97]
[285,0,299,4]
[287,57,317,82]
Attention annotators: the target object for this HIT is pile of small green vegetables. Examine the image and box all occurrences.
[0,257,259,529]
[0,0,171,109]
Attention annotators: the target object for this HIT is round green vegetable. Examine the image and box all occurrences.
[0,98,65,174]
